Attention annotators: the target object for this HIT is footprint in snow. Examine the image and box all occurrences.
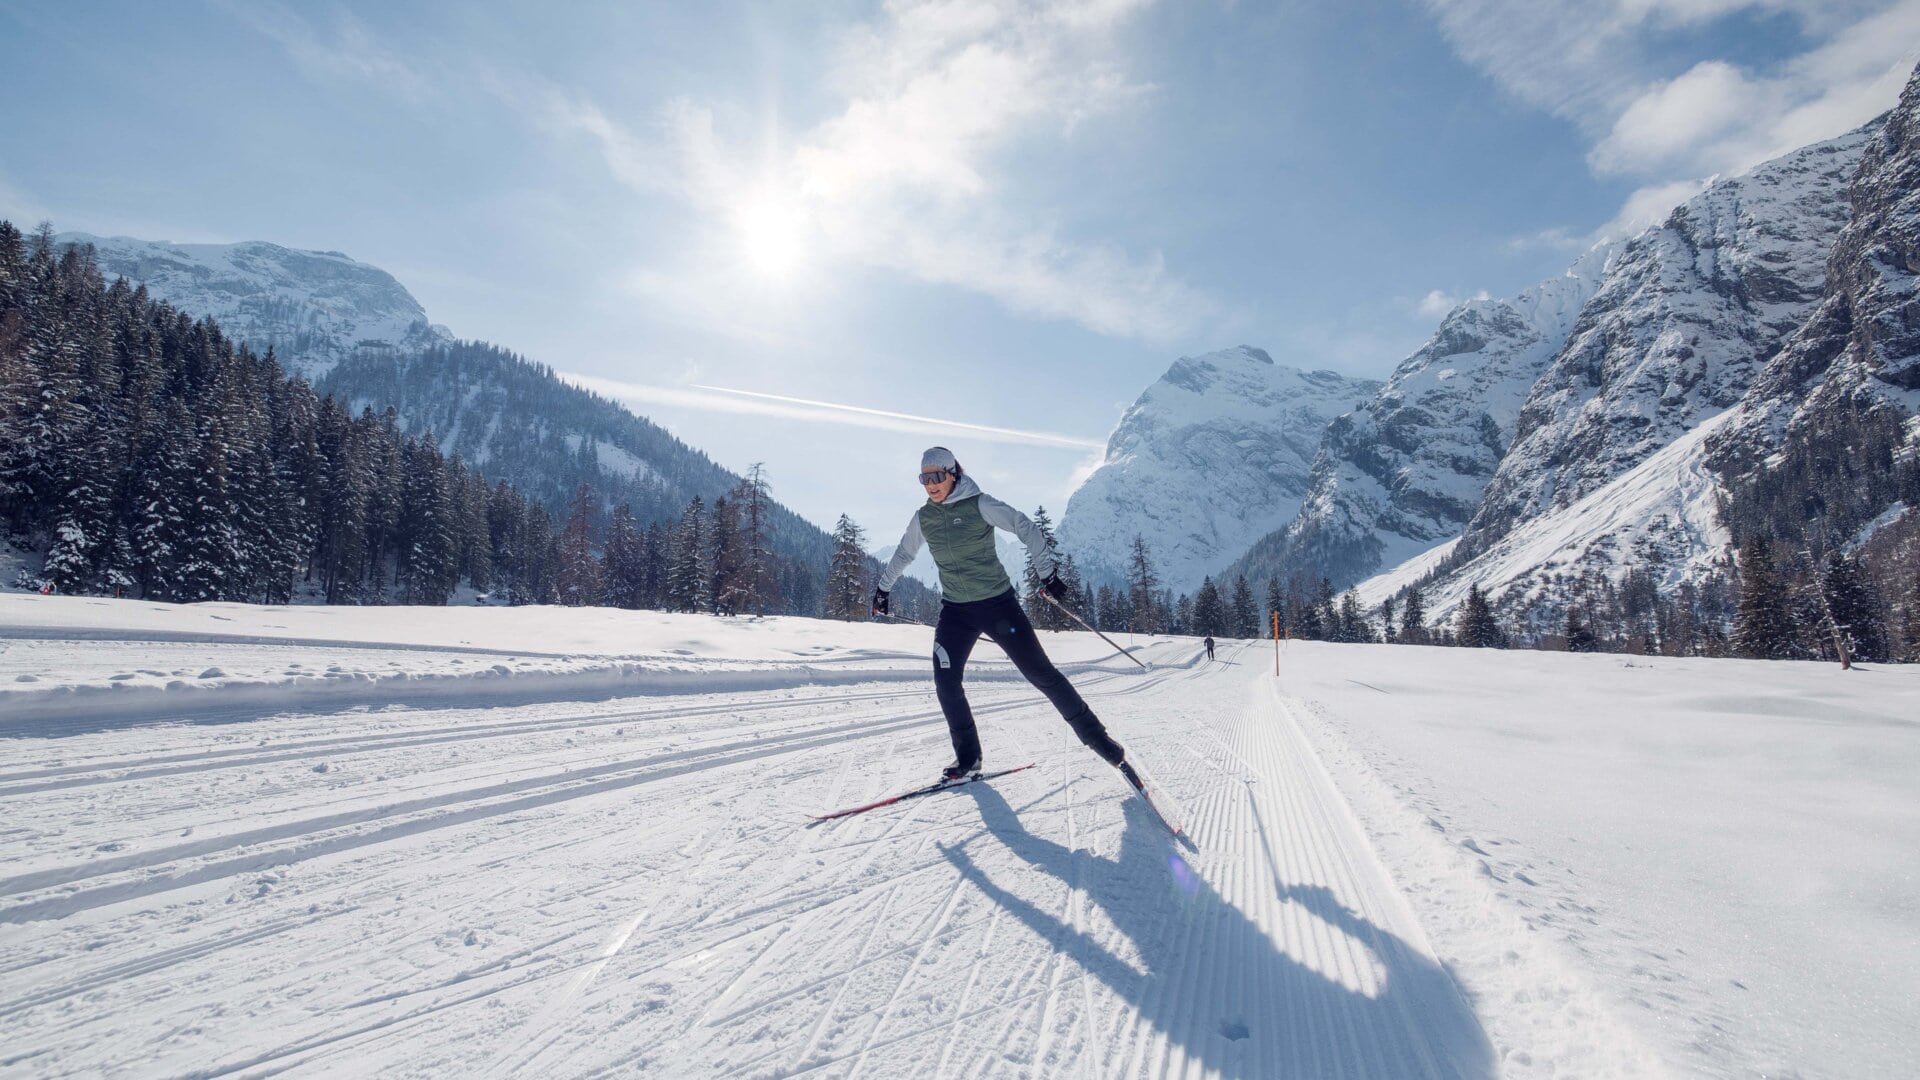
[1218,1019,1250,1041]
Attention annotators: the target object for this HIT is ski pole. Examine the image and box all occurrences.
[1038,591,1150,670]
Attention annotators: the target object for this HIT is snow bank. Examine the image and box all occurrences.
[0,595,1175,733]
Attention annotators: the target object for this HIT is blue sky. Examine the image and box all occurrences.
[3,0,1916,545]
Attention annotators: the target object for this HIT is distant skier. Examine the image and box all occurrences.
[872,447,1138,788]
[1203,635,1215,660]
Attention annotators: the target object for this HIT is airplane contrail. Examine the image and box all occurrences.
[563,372,1106,451]
[689,384,1106,450]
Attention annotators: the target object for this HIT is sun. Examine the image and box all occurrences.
[734,194,807,279]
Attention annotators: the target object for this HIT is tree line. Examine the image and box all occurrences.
[0,221,931,617]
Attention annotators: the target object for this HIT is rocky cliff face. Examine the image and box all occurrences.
[1709,64,1920,553]
[1449,125,1874,565]
[1056,346,1378,593]
[1226,246,1611,590]
[59,233,449,377]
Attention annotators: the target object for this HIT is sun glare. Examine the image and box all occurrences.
[735,195,806,279]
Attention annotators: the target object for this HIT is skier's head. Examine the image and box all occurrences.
[919,446,960,503]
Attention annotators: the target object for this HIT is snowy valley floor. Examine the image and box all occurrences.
[1,597,1916,1078]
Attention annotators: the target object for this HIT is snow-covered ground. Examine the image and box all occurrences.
[2,600,1914,1078]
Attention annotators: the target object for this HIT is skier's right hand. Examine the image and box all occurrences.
[871,588,890,617]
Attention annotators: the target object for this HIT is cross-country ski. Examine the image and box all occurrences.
[809,763,1036,822]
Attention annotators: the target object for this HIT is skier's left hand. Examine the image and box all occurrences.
[871,588,890,617]
[1042,571,1068,602]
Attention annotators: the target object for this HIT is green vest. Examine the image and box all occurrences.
[918,494,1012,603]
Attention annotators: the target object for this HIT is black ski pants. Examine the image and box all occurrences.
[932,589,1123,768]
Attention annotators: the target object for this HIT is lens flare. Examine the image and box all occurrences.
[1169,852,1199,897]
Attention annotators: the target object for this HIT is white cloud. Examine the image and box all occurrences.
[1417,288,1489,316]
[1421,0,1920,239]
[1588,60,1774,175]
[545,0,1209,342]
[1505,226,1588,252]
[1595,177,1716,240]
[219,0,436,101]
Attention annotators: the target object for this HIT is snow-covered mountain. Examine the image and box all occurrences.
[58,232,450,377]
[1449,124,1873,565]
[1056,347,1379,594]
[1315,117,1885,628]
[53,232,904,600]
[1358,408,1737,625]
[1708,65,1920,555]
[1226,247,1612,591]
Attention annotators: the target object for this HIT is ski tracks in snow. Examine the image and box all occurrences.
[2,640,1511,1077]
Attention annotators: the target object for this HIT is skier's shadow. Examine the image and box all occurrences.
[941,783,1494,1078]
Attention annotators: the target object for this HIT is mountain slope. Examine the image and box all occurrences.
[57,232,449,377]
[1709,64,1920,560]
[1226,247,1612,591]
[1448,124,1874,565]
[1057,347,1378,593]
[55,231,923,610]
[1358,408,1737,626]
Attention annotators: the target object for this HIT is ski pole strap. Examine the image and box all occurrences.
[1039,591,1150,670]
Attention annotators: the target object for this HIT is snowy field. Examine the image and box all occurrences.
[1,597,1916,1078]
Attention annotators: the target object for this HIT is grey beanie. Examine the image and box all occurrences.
[921,446,959,473]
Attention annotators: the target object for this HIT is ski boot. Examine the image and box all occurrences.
[940,760,983,785]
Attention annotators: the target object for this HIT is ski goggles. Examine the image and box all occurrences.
[918,469,952,486]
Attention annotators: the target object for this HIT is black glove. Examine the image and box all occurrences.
[871,588,890,616]
[1042,571,1068,602]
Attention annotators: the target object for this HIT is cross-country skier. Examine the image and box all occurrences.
[872,447,1140,789]
[1203,635,1215,660]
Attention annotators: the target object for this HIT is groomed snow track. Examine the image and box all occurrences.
[0,640,1494,1078]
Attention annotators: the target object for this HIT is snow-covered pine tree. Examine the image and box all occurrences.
[1732,539,1798,659]
[1456,582,1504,648]
[640,520,668,610]
[1565,603,1599,652]
[1822,551,1886,665]
[666,495,708,613]
[708,495,745,614]
[601,503,644,609]
[484,479,523,602]
[822,514,868,621]
[1191,576,1225,637]
[1126,535,1160,634]
[515,501,558,605]
[1022,505,1066,629]
[1229,576,1256,639]
[1399,587,1427,645]
[1339,591,1373,643]
[553,484,601,608]
[729,464,777,615]
[1054,549,1085,626]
